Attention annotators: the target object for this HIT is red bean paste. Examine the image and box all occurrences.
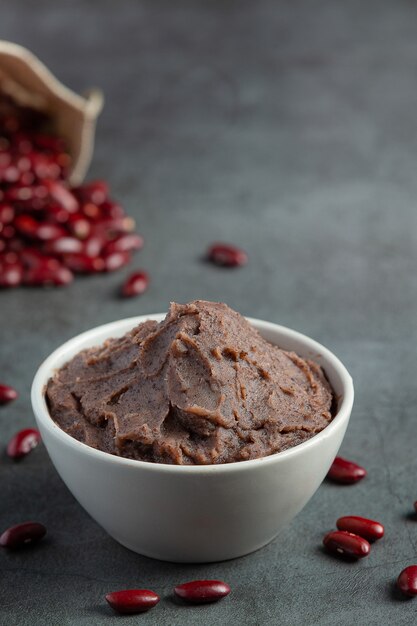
[46,300,334,464]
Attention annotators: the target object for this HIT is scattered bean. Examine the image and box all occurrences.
[0,521,46,548]
[121,270,149,297]
[397,566,417,597]
[7,428,41,459]
[336,516,384,542]
[0,383,18,404]
[323,530,370,560]
[327,456,367,484]
[174,579,231,604]
[105,589,160,614]
[207,243,248,268]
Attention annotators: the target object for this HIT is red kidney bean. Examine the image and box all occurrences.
[0,384,18,405]
[16,155,31,172]
[29,153,61,180]
[0,152,11,167]
[323,530,370,559]
[43,179,78,213]
[2,251,18,264]
[114,216,135,233]
[103,251,131,272]
[104,233,144,255]
[47,204,70,224]
[67,214,91,239]
[0,203,14,224]
[91,216,135,237]
[81,202,101,220]
[105,589,160,614]
[14,214,38,237]
[174,580,231,604]
[12,133,32,154]
[35,223,68,242]
[121,270,149,297]
[5,183,48,207]
[0,261,23,287]
[23,262,73,286]
[1,165,19,183]
[82,236,103,258]
[1,224,16,239]
[18,171,36,186]
[74,180,109,206]
[336,516,384,542]
[43,237,83,255]
[327,456,367,484]
[19,247,44,268]
[397,566,417,597]
[0,521,46,549]
[32,133,66,154]
[42,221,70,240]
[207,243,248,267]
[63,253,105,274]
[55,151,71,173]
[100,200,125,219]
[7,428,41,459]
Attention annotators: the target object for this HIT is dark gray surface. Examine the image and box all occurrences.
[1,0,417,624]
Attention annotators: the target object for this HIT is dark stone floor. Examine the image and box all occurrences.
[1,1,416,624]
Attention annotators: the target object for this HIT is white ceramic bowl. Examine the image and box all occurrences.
[31,315,354,563]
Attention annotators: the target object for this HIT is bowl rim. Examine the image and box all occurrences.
[31,314,354,475]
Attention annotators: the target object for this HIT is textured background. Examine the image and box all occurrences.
[1,1,417,624]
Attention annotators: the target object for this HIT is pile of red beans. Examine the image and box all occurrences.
[0,93,142,288]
